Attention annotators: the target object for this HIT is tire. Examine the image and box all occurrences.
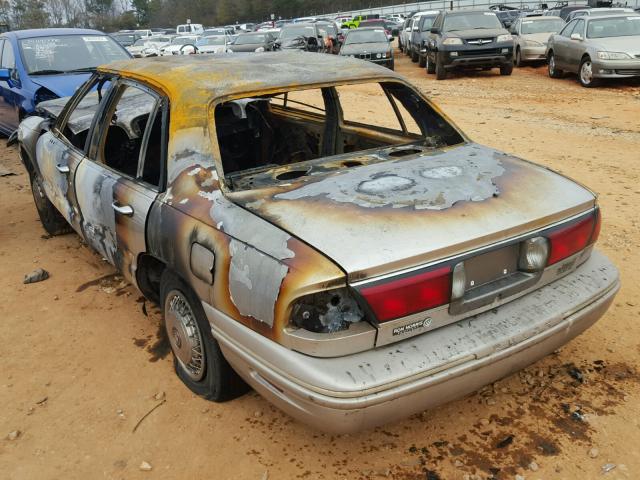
[515,48,522,67]
[500,62,513,76]
[411,49,419,63]
[418,53,426,68]
[30,174,72,236]
[426,53,435,74]
[160,270,248,402]
[388,59,395,70]
[548,52,563,78]
[435,54,447,80]
[579,56,599,88]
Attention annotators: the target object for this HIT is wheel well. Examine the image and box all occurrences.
[581,53,591,63]
[136,254,167,304]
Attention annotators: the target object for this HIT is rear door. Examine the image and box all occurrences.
[36,74,112,233]
[75,80,167,285]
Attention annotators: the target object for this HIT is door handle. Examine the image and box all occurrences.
[111,203,134,216]
[56,164,70,174]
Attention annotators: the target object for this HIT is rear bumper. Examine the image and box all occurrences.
[204,250,618,433]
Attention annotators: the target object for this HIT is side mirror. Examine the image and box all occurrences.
[570,33,583,41]
[430,27,440,34]
[0,68,9,81]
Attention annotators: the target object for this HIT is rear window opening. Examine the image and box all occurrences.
[213,81,464,191]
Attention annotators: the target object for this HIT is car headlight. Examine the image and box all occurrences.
[597,51,631,60]
[255,46,265,52]
[442,37,463,45]
[376,53,382,58]
[524,39,543,47]
[496,34,513,43]
[290,288,364,333]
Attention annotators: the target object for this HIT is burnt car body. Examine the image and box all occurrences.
[16,53,619,433]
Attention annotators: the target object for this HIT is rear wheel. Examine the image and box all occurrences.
[411,49,419,62]
[579,56,599,88]
[548,52,563,78]
[435,54,447,80]
[30,174,72,236]
[161,270,248,401]
[418,53,426,67]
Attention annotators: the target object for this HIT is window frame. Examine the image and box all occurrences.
[87,77,169,192]
[52,73,116,155]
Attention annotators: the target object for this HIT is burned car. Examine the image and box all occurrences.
[15,53,619,433]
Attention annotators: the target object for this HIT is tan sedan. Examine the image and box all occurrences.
[511,16,565,66]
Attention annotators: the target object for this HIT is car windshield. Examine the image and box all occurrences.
[19,35,129,75]
[444,12,503,31]
[197,36,225,45]
[521,19,565,34]
[280,26,315,39]
[172,36,197,45]
[587,16,640,38]
[421,16,437,31]
[235,34,267,44]
[345,29,388,44]
[132,38,150,46]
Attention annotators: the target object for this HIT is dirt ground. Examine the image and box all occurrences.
[1,50,640,480]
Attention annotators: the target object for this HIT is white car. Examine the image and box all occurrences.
[159,35,201,55]
[177,23,204,35]
[127,36,174,57]
[196,35,230,54]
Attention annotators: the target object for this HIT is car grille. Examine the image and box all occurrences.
[616,69,640,75]
[460,48,502,57]
[356,53,373,60]
[466,38,494,45]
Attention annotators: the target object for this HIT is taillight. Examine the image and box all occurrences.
[359,266,451,323]
[547,209,600,266]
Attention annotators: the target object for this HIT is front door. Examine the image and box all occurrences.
[75,81,166,285]
[0,39,20,133]
[35,74,111,233]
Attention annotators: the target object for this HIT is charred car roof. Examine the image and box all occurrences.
[99,52,402,101]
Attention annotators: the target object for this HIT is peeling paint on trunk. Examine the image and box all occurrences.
[275,147,504,210]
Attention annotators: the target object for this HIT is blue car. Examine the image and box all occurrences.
[0,28,131,136]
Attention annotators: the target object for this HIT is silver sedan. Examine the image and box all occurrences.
[511,16,565,66]
[546,14,640,87]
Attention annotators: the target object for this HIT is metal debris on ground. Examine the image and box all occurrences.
[132,399,167,433]
[139,461,152,471]
[23,268,49,284]
[601,463,617,474]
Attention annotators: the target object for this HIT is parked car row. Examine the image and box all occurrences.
[397,8,640,87]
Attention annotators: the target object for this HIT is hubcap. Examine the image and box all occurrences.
[164,290,205,381]
[581,61,592,84]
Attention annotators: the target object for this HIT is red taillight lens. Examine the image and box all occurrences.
[547,210,600,266]
[359,266,451,323]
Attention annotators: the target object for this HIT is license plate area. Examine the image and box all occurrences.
[449,243,540,315]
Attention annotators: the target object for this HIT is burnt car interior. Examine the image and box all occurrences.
[96,85,164,187]
[214,81,464,190]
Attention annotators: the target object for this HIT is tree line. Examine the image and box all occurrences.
[0,0,409,31]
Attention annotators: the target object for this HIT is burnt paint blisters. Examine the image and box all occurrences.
[275,145,505,210]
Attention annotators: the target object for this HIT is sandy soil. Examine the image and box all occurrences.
[1,51,640,480]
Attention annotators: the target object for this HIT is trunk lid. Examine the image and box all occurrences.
[227,143,595,281]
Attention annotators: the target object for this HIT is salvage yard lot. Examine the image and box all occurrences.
[1,52,639,479]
